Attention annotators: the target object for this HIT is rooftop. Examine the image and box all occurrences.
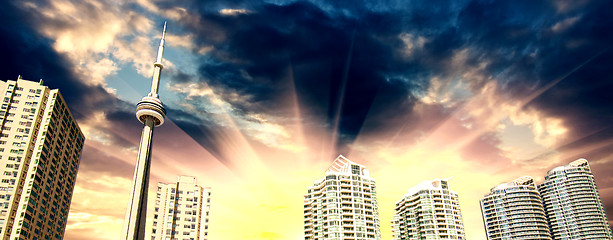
[491,176,535,191]
[404,178,452,197]
[325,155,368,175]
[549,158,589,173]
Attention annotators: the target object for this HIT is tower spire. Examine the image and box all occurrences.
[156,21,166,64]
[150,21,167,97]
[121,22,168,240]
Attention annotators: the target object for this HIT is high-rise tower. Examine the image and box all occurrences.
[121,22,168,240]
[480,176,551,240]
[303,155,381,240]
[392,178,466,240]
[538,159,612,239]
[149,176,211,240]
[0,78,85,240]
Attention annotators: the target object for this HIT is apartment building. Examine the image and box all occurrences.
[480,159,612,240]
[0,78,84,240]
[304,155,381,240]
[480,176,551,240]
[539,159,612,239]
[392,178,465,240]
[150,176,211,240]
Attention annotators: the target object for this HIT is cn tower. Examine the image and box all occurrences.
[121,22,167,240]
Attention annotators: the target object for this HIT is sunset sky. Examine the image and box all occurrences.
[1,0,612,239]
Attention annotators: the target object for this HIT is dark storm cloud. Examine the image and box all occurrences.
[159,0,613,198]
[170,69,197,84]
[149,0,613,154]
[0,1,166,163]
[460,0,613,151]
[164,0,438,148]
[143,0,613,155]
[452,0,613,221]
[423,0,613,158]
[0,1,128,120]
[528,49,613,150]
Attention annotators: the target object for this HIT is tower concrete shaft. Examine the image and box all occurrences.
[121,22,167,240]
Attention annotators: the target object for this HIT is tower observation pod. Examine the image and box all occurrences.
[121,22,167,240]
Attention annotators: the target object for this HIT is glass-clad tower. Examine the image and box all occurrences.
[304,155,381,240]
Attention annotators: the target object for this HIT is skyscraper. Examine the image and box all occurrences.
[0,78,84,240]
[303,155,381,240]
[392,178,466,240]
[150,176,211,240]
[480,176,551,240]
[538,159,612,239]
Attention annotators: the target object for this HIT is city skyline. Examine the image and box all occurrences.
[1,0,613,239]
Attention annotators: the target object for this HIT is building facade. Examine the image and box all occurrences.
[0,78,84,240]
[150,176,211,240]
[304,155,381,240]
[480,176,551,240]
[538,159,612,239]
[392,178,465,240]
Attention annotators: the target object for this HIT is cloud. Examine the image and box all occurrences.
[219,8,250,16]
[399,33,427,58]
[66,167,134,240]
[134,0,191,20]
[551,16,580,33]
[0,0,122,121]
[160,1,433,151]
[3,0,613,239]
[16,0,172,90]
[154,0,613,189]
[165,33,214,54]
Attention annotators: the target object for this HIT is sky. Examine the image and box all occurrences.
[0,0,612,239]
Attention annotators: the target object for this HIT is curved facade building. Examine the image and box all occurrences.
[392,179,465,240]
[538,159,613,239]
[480,176,551,240]
[304,155,381,240]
